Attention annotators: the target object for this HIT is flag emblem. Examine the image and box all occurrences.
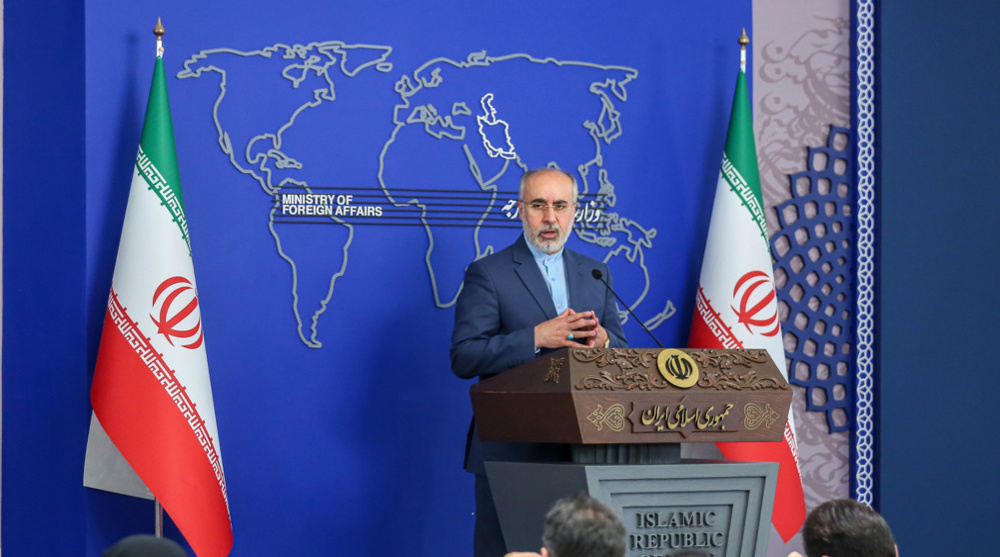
[731,270,780,337]
[151,276,204,349]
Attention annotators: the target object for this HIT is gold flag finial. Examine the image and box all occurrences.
[154,18,165,58]
[739,28,749,49]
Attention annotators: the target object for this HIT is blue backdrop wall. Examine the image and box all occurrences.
[4,1,759,555]
[878,1,1000,555]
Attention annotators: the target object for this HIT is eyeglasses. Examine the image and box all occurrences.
[521,201,576,215]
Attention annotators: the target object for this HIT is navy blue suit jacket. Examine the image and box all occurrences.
[451,235,628,474]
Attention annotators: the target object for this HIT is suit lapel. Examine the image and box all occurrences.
[513,236,558,320]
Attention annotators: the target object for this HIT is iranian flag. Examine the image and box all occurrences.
[90,32,233,557]
[688,41,806,542]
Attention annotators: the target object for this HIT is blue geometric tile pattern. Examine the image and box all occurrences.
[771,125,854,433]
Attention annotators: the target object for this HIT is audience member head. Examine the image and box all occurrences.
[796,498,896,557]
[540,493,626,557]
[102,534,187,557]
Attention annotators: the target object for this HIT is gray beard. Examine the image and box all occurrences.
[523,221,570,254]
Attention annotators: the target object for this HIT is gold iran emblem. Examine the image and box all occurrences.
[656,349,699,389]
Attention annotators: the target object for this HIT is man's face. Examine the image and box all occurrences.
[519,170,576,254]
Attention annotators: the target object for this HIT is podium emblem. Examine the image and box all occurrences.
[656,349,699,388]
[586,404,626,432]
[744,403,780,430]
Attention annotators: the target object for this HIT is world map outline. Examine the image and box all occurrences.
[177,41,675,348]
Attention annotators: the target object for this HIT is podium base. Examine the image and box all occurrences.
[571,443,681,464]
[485,459,778,557]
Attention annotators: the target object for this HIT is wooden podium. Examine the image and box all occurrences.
[470,347,792,557]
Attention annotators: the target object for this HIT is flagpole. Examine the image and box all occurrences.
[739,28,748,73]
[155,499,164,537]
[152,18,166,540]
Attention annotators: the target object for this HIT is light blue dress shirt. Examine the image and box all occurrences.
[523,233,569,314]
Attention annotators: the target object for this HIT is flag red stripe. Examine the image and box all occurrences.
[689,303,728,350]
[717,437,806,542]
[92,309,233,557]
[690,307,805,542]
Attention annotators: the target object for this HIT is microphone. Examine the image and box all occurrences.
[592,268,664,348]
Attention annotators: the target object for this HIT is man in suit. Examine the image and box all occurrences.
[451,168,629,556]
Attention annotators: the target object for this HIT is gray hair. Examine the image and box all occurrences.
[518,168,579,204]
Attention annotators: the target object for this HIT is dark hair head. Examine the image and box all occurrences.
[102,534,187,557]
[803,499,895,557]
[542,493,626,557]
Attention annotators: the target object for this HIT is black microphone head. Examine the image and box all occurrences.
[592,269,603,280]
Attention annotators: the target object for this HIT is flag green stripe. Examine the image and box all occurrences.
[722,69,767,237]
[136,56,191,254]
[721,154,768,241]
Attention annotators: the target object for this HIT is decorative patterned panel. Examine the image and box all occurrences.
[771,125,854,433]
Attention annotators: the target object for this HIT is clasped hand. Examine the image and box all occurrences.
[534,308,608,350]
